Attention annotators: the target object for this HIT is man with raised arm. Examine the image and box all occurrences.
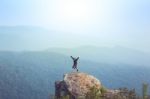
[70,56,79,71]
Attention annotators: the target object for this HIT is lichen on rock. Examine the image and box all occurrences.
[55,72,102,98]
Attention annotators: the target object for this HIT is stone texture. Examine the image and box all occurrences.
[103,89,120,98]
[64,72,101,98]
[55,72,138,99]
[55,72,102,98]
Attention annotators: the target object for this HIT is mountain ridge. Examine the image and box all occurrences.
[46,46,150,67]
[0,51,150,99]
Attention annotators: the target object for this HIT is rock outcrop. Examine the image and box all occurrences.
[55,72,102,98]
[55,72,139,99]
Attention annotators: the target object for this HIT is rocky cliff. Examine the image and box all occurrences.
[55,72,102,98]
[54,72,139,99]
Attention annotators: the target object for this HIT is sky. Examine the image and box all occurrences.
[0,0,150,52]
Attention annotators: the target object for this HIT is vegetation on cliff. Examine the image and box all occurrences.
[52,84,149,99]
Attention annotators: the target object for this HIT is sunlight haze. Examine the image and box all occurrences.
[0,0,150,52]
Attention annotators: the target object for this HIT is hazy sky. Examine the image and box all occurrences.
[0,0,150,52]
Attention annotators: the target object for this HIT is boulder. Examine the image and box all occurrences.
[55,72,137,99]
[55,72,102,98]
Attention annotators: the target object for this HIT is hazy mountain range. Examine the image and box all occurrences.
[1,26,150,66]
[0,26,56,51]
[0,26,150,99]
[47,45,150,66]
[0,26,89,50]
[1,26,150,53]
[0,51,150,99]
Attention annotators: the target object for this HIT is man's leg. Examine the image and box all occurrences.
[72,65,75,69]
[74,65,78,71]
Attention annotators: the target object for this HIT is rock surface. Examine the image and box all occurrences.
[64,72,101,97]
[55,72,102,98]
[55,72,138,99]
[103,89,120,98]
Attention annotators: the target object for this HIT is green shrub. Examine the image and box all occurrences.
[143,83,148,99]
[85,86,102,99]
[100,86,107,95]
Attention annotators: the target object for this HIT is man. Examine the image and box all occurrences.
[70,56,79,71]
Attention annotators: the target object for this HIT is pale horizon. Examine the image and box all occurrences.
[0,0,150,52]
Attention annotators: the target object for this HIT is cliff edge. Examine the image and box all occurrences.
[54,72,141,99]
[55,72,102,98]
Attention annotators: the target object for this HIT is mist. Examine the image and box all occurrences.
[0,0,150,52]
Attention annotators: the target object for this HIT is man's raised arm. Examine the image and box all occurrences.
[77,57,79,60]
[70,56,75,60]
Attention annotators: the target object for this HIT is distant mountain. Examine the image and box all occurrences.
[0,26,53,51]
[0,26,85,51]
[0,51,69,99]
[0,51,150,99]
[46,46,150,66]
[0,26,75,51]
